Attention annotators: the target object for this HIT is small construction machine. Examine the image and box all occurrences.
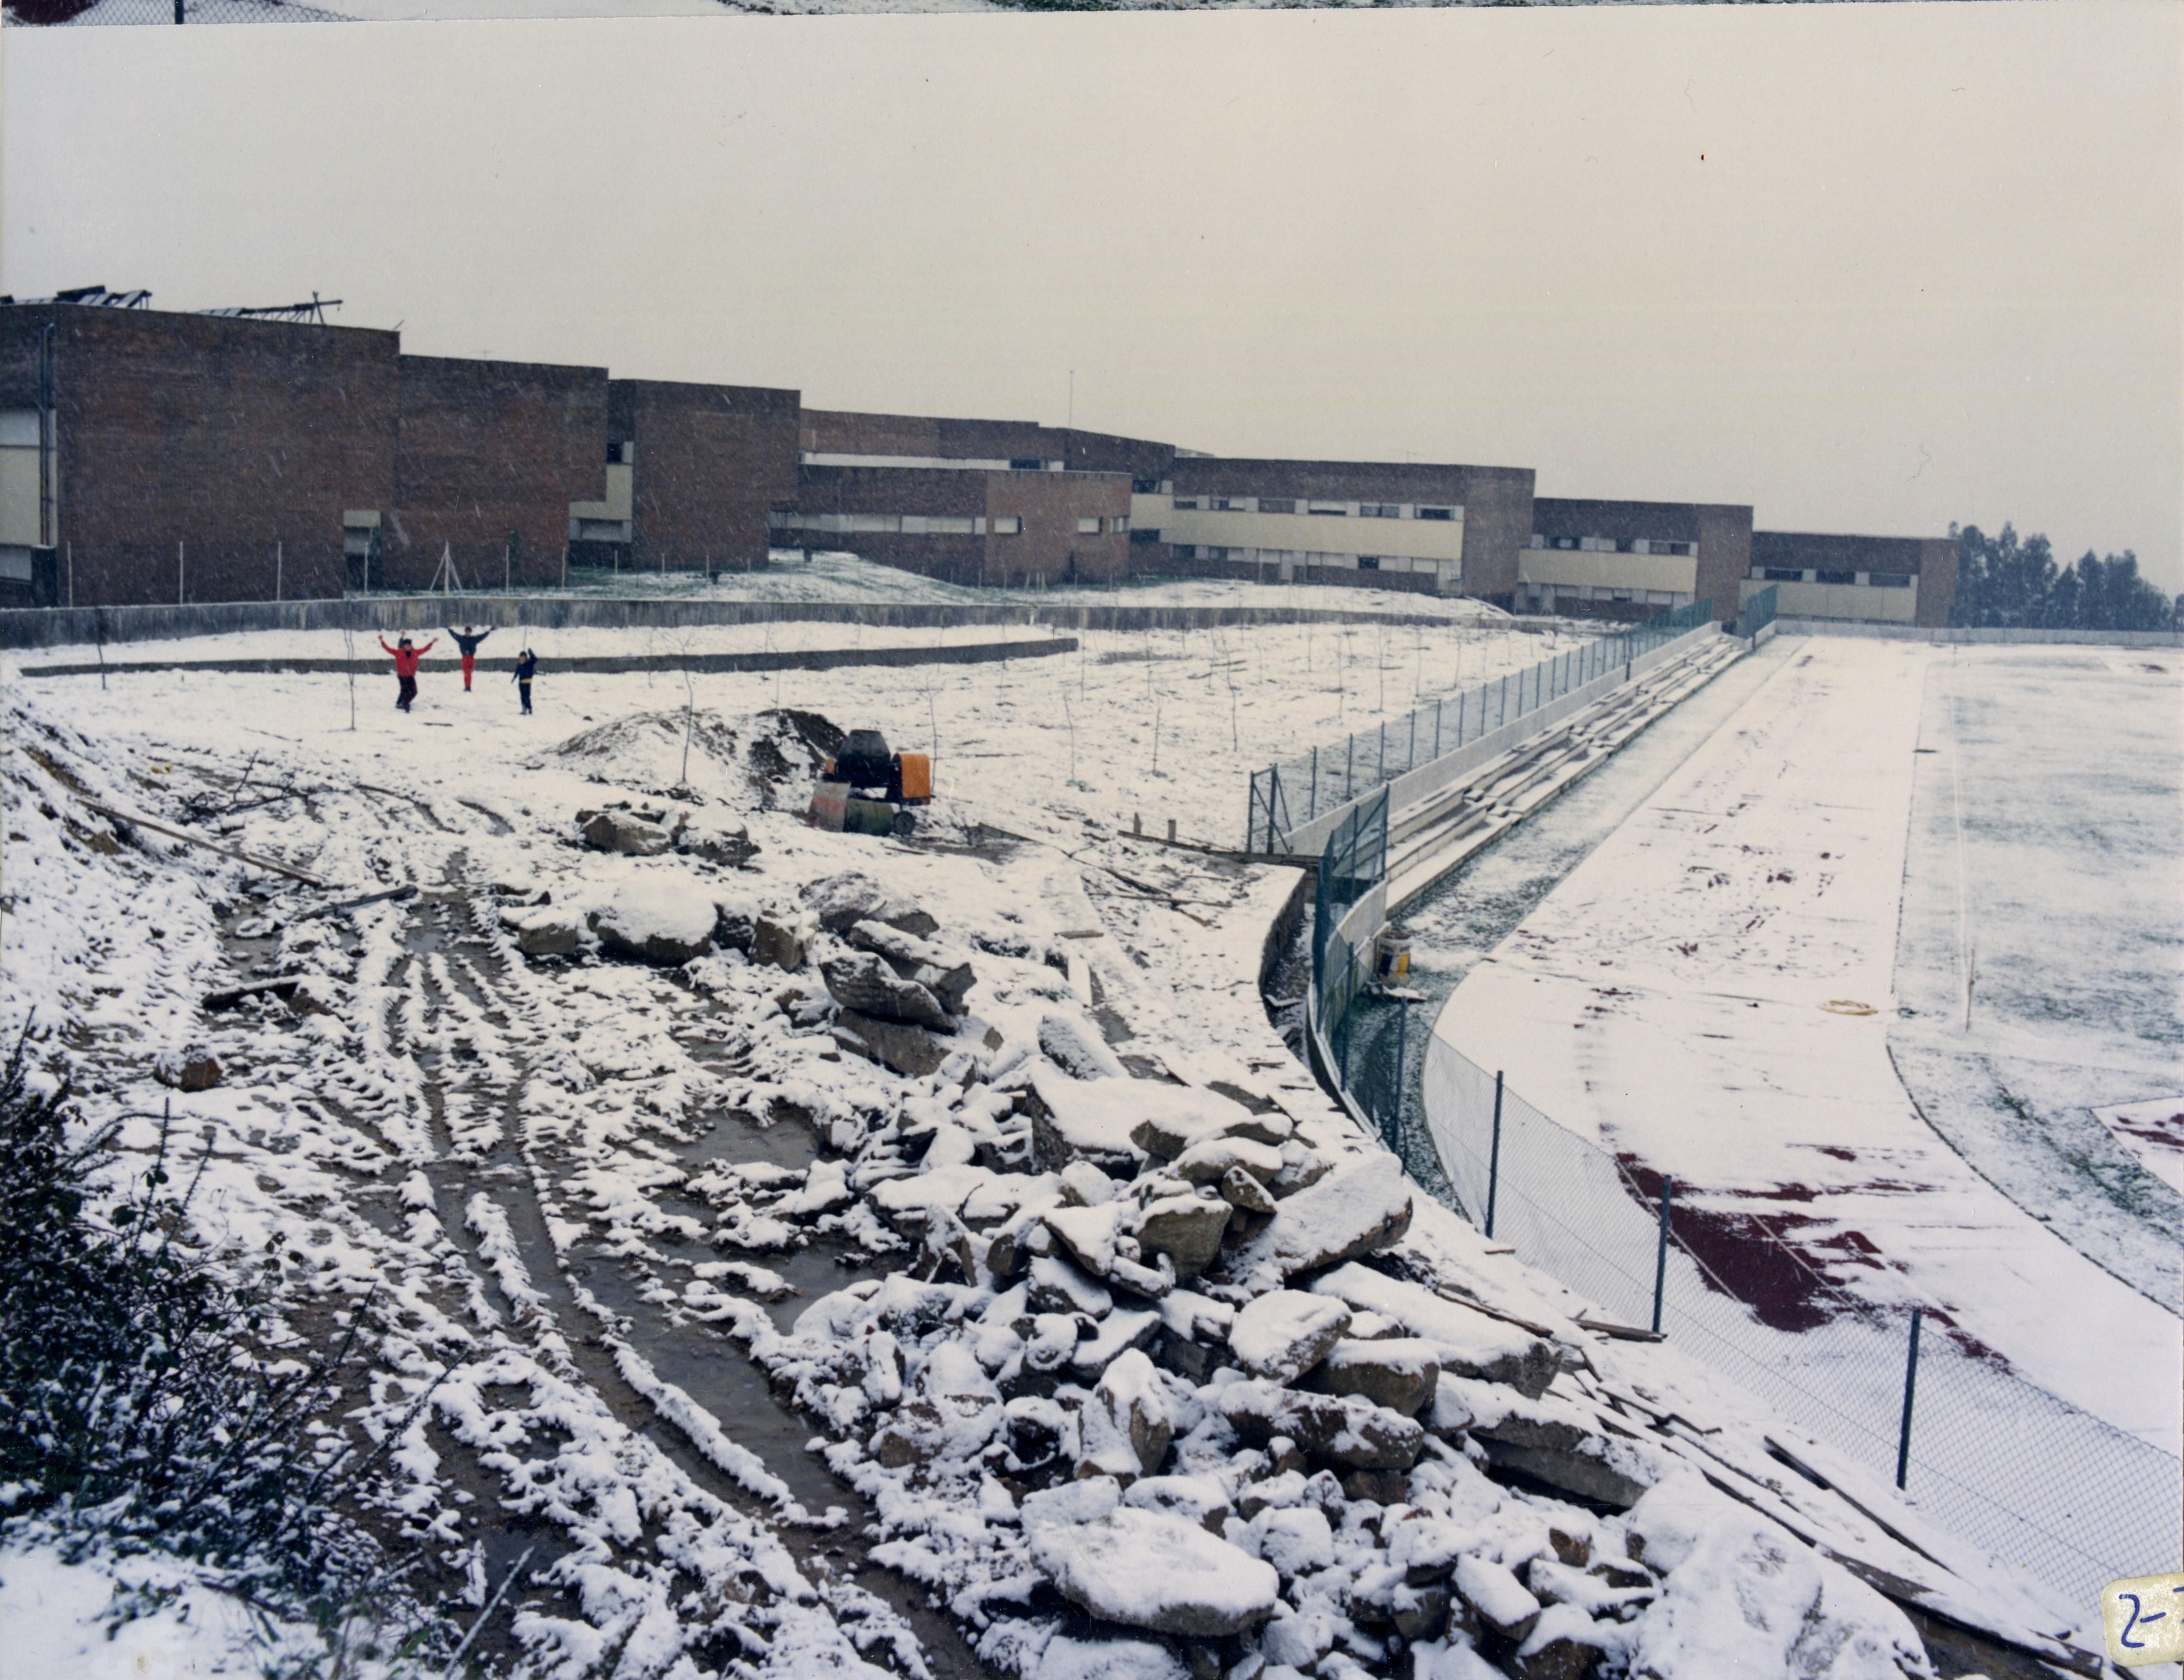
[808,728,933,837]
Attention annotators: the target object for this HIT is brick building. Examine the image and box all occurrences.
[1744,531,1958,627]
[0,301,402,608]
[775,463,1130,587]
[387,354,609,591]
[1136,458,1536,603]
[1518,498,1754,624]
[605,379,801,573]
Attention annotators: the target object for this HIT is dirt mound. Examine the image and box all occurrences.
[554,707,846,811]
[744,709,843,811]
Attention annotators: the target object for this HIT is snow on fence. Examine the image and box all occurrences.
[1420,1035,2183,1608]
[1247,598,1718,854]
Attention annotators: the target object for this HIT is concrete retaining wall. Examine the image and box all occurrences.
[0,593,1476,652]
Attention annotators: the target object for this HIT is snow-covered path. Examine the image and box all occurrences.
[1429,636,2181,1449]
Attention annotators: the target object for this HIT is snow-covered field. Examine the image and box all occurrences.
[1426,638,2182,1447]
[0,613,2108,1678]
[16,613,1558,852]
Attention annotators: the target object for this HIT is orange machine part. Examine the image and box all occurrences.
[897,753,933,803]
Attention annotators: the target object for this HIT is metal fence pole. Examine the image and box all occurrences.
[1345,733,1355,801]
[1310,746,1319,821]
[1652,1176,1674,1334]
[1896,1309,1924,1489]
[1486,1071,1504,1239]
[1433,698,1444,760]
[1391,1001,1411,1153]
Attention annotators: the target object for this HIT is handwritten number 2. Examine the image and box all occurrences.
[2119,1591,2168,1650]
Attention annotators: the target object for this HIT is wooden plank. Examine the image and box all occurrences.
[80,798,329,886]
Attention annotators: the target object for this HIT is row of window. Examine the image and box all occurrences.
[1528,535,1694,557]
[1527,584,1691,607]
[1175,544,1457,577]
[769,511,1126,537]
[1167,497,1460,520]
[1754,567,1911,588]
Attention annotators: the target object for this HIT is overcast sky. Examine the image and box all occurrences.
[5,3,2178,584]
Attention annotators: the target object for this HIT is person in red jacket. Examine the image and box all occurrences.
[379,634,436,712]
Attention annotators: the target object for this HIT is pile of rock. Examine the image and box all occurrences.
[732,1029,1836,1680]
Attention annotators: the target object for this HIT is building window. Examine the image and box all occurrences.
[1417,507,1455,521]
[1308,503,1349,517]
[1360,503,1401,519]
[1816,569,1857,586]
[929,516,978,534]
[1258,499,1296,515]
[1009,457,1045,471]
[1077,517,1103,534]
[1358,555,1380,571]
[1115,516,1130,532]
[1869,573,1912,588]
[1210,496,1247,512]
[993,516,1023,535]
[1131,478,1161,495]
[1130,528,1160,545]
[1172,498,1201,510]
[1762,568,1805,582]
[1554,536,1578,550]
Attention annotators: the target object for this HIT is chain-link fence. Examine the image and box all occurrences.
[1247,598,1716,852]
[1421,1034,2182,1607]
[1735,581,1779,642]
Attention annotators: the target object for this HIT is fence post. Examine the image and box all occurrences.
[1408,709,1417,774]
[1458,688,1466,745]
[1345,733,1355,801]
[1486,1070,1504,1239]
[1310,746,1319,821]
[1433,698,1444,759]
[1390,1001,1410,1153]
[1651,1176,1674,1334]
[1896,1309,1923,1489]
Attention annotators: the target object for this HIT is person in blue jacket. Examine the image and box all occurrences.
[511,647,538,715]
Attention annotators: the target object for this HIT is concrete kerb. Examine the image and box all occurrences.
[0,594,1498,652]
[14,636,1076,681]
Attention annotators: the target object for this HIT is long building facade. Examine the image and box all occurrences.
[0,295,1960,625]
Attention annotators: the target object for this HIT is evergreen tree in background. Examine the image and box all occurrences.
[1951,523,2177,631]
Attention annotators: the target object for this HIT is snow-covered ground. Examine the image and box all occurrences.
[1427,638,2182,1447]
[1889,645,2184,1307]
[0,613,2107,1678]
[15,614,1558,852]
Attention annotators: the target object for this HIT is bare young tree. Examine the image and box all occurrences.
[341,626,357,730]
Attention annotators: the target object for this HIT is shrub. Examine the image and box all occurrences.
[0,1027,395,1605]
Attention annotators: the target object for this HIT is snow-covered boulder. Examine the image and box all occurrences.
[1132,1189,1230,1280]
[1076,1349,1177,1481]
[1312,1261,1561,1398]
[1313,1336,1440,1417]
[576,807,674,856]
[501,904,582,957]
[1236,1153,1412,1279]
[1170,1134,1284,1187]
[1215,1379,1426,1470]
[1455,1553,1544,1643]
[1029,1507,1280,1637]
[870,1340,1001,1469]
[820,950,954,1029]
[1621,1472,1931,1678]
[1228,1290,1352,1383]
[1129,1090,1292,1159]
[803,871,937,936]
[1029,1067,1149,1175]
[587,876,717,965]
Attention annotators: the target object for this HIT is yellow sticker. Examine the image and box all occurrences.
[2104,1571,2184,1666]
